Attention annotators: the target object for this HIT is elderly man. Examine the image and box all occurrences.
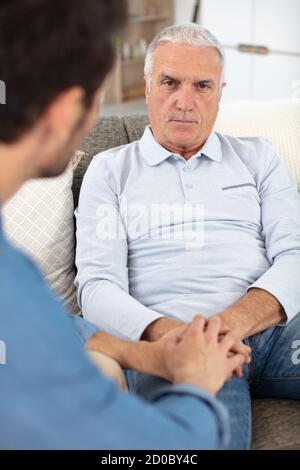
[75,23,300,449]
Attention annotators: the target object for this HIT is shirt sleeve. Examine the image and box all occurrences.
[70,314,99,343]
[150,384,230,449]
[247,145,300,323]
[75,156,164,341]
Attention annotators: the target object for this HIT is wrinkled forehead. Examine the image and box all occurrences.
[151,42,223,79]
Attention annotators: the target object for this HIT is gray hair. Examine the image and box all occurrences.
[144,23,226,86]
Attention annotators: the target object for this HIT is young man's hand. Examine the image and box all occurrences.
[149,315,250,396]
[87,315,251,391]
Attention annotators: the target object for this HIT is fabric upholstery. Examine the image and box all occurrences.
[3,152,85,314]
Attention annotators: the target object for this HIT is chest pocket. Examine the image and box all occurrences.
[222,182,257,191]
[219,181,261,225]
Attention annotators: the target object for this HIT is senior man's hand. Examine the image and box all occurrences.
[141,317,185,342]
[211,315,252,377]
[143,316,251,379]
[151,316,249,395]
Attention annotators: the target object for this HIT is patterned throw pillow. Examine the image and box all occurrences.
[2,151,85,314]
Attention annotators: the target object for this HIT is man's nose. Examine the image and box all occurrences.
[176,89,195,112]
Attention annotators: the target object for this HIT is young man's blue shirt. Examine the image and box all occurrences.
[0,210,229,449]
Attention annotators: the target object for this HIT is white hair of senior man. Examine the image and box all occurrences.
[144,23,226,90]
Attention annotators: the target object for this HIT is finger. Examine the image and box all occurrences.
[225,353,243,376]
[230,346,251,364]
[217,324,231,335]
[227,348,251,365]
[230,340,251,358]
[219,331,239,354]
[185,315,206,339]
[233,365,243,378]
[172,324,189,336]
[227,353,246,375]
[173,324,190,343]
[205,316,222,341]
[159,323,188,344]
[191,315,206,331]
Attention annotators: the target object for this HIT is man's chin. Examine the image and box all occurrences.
[168,126,200,142]
[170,135,198,149]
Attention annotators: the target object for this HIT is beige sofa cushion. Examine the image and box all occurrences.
[2,151,85,314]
[215,100,300,187]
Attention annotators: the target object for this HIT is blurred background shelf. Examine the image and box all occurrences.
[102,0,300,114]
[104,0,174,104]
[122,58,145,66]
[129,15,170,23]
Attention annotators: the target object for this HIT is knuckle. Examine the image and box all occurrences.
[227,331,237,342]
[209,316,221,325]
[204,332,215,343]
[194,314,204,323]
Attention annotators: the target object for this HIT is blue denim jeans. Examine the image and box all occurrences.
[125,313,300,449]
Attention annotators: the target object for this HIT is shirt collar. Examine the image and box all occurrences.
[200,131,223,163]
[139,126,173,166]
[139,126,223,166]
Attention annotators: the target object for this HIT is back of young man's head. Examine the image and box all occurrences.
[0,0,127,144]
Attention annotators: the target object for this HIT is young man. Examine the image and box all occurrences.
[0,1,248,449]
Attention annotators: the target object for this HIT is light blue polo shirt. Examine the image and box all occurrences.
[75,126,300,341]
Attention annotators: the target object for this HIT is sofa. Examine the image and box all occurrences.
[75,102,300,450]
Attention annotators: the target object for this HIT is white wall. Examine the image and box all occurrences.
[174,0,196,24]
[174,0,300,101]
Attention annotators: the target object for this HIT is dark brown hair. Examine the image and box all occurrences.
[0,0,127,143]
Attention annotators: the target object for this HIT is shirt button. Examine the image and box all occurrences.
[185,183,194,189]
[183,166,193,172]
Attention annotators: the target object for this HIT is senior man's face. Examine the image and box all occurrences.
[146,43,224,159]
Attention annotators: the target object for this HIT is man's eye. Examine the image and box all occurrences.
[197,82,211,90]
[163,80,175,88]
